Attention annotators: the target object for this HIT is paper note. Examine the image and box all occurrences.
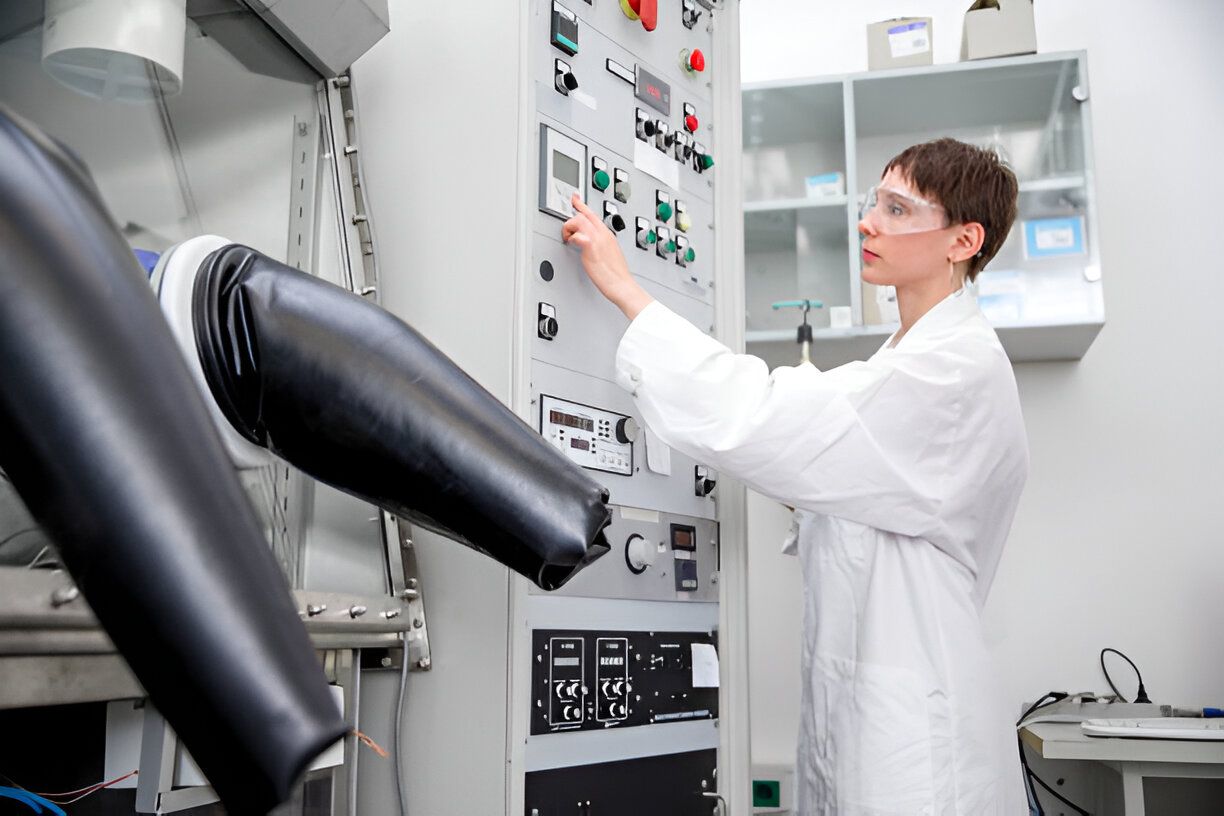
[691,643,720,688]
[634,139,680,190]
[644,425,671,475]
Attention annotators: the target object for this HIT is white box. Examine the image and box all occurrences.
[867,18,933,70]
[960,0,1037,61]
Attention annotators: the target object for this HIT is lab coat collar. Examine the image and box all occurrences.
[879,287,976,352]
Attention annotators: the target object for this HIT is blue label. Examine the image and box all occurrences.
[888,21,927,35]
[1023,216,1086,259]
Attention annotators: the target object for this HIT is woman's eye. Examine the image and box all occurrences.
[888,204,906,217]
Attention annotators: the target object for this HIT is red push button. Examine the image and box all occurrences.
[684,114,699,133]
[686,49,705,73]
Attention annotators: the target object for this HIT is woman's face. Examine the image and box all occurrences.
[857,168,957,289]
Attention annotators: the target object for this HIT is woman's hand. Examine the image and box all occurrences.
[562,193,654,320]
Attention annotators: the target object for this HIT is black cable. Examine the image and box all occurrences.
[1099,648,1151,704]
[1017,692,1064,816]
[1016,692,1092,816]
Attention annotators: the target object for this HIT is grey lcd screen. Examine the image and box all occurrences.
[553,150,579,187]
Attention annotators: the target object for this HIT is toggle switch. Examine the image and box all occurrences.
[681,0,702,29]
[654,121,670,152]
[635,108,656,141]
[681,48,706,74]
[672,132,688,162]
[635,217,656,250]
[591,156,610,192]
[538,302,559,341]
[555,59,578,95]
[619,0,657,32]
[695,464,717,497]
[603,201,626,233]
[613,168,631,203]
[674,200,691,232]
[655,226,674,258]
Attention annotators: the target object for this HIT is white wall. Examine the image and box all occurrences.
[741,0,1224,769]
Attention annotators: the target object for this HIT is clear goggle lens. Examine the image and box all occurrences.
[859,185,946,235]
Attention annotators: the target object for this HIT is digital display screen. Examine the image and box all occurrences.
[671,524,697,552]
[553,150,579,187]
[553,657,580,667]
[570,438,590,451]
[634,65,671,115]
[550,410,594,432]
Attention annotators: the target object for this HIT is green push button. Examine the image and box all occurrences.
[753,780,781,808]
[684,247,696,263]
[592,169,610,191]
[657,201,673,221]
[699,154,715,170]
[647,230,657,244]
[665,240,676,253]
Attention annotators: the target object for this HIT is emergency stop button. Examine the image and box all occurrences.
[682,48,705,74]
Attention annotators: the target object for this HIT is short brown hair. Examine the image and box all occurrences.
[883,138,1018,281]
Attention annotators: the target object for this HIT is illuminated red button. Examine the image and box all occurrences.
[687,49,705,73]
[684,114,699,133]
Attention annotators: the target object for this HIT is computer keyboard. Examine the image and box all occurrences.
[1082,718,1224,740]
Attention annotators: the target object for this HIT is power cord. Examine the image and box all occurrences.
[1017,692,1091,816]
[1099,648,1151,704]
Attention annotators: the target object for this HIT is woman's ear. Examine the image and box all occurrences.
[949,222,986,264]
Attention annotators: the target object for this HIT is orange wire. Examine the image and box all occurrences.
[353,728,389,758]
[37,769,138,803]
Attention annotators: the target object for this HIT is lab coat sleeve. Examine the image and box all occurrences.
[615,302,945,539]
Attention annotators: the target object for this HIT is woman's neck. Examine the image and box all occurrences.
[891,276,963,347]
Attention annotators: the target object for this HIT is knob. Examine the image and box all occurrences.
[563,704,580,719]
[568,680,581,697]
[555,63,579,95]
[682,48,706,74]
[684,114,699,133]
[695,465,717,497]
[610,702,627,718]
[612,680,625,695]
[592,169,610,191]
[601,680,612,696]
[619,0,658,32]
[614,416,639,443]
[656,201,673,221]
[637,117,656,140]
[605,212,626,232]
[625,533,657,574]
[538,315,559,340]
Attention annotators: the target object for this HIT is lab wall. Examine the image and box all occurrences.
[741,0,1224,768]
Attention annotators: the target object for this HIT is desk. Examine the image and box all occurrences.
[1020,722,1224,815]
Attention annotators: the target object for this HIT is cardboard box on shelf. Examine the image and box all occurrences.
[867,17,933,71]
[960,0,1037,61]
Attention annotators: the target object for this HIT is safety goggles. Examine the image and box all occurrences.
[859,185,947,235]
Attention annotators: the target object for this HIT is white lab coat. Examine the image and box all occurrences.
[615,289,1029,816]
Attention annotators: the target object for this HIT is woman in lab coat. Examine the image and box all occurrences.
[563,138,1029,815]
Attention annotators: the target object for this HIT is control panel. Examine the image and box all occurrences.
[540,395,635,476]
[522,0,725,806]
[531,629,718,735]
[525,749,717,816]
[527,506,718,602]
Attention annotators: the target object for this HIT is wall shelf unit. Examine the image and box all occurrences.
[742,51,1104,369]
